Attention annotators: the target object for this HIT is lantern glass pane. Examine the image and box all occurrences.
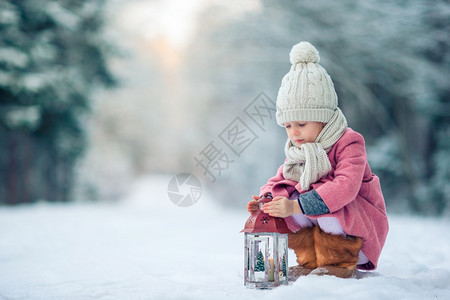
[277,234,288,281]
[244,233,288,289]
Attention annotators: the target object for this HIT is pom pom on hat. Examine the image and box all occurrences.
[289,41,320,64]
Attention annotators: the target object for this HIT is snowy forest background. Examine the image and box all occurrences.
[1,0,449,216]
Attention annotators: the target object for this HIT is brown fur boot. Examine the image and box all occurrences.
[288,227,318,269]
[288,227,318,281]
[312,226,363,278]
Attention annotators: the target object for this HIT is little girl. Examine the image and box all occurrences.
[247,42,389,278]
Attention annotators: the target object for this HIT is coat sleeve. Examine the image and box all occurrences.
[314,131,367,213]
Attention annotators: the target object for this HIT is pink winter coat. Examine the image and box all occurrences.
[260,128,389,270]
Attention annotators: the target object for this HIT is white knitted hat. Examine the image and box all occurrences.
[276,42,338,126]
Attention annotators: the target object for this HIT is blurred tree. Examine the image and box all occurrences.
[186,0,450,215]
[423,0,450,215]
[0,0,114,204]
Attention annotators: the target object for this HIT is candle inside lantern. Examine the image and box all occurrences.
[268,258,275,282]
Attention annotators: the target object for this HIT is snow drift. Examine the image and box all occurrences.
[0,176,449,299]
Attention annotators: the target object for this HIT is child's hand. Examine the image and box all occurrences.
[247,195,260,214]
[262,196,301,218]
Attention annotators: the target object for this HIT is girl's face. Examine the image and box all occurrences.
[284,121,325,147]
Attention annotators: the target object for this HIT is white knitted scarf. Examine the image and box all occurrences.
[283,108,348,191]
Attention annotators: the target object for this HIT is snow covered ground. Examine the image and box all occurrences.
[1,175,449,299]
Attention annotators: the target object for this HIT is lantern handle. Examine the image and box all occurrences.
[257,195,273,210]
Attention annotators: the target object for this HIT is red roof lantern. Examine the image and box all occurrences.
[241,197,291,234]
[242,196,291,289]
[241,198,291,233]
